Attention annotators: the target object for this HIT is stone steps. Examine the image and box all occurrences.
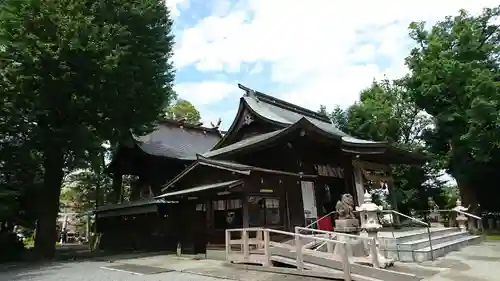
[412,235,483,262]
[398,231,470,252]
[379,227,483,262]
[379,228,454,252]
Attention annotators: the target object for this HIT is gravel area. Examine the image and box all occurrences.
[0,260,227,281]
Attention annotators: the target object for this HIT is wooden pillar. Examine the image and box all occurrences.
[205,198,213,245]
[242,191,249,228]
[342,156,355,198]
[111,173,123,203]
[130,178,141,201]
[386,170,401,225]
[285,188,292,231]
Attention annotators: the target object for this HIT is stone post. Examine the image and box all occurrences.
[453,198,468,232]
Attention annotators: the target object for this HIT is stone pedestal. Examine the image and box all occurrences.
[334,232,366,257]
[333,219,365,257]
[456,214,468,231]
[453,198,469,232]
[334,218,360,233]
[333,193,365,258]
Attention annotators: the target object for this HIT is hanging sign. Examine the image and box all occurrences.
[314,164,344,178]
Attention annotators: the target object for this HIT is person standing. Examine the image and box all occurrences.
[60,229,67,245]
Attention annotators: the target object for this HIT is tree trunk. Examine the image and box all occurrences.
[34,147,65,259]
[455,176,480,214]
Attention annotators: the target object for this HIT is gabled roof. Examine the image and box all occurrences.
[133,119,222,160]
[212,84,369,149]
[204,117,390,158]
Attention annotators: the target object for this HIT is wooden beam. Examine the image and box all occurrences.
[352,160,390,172]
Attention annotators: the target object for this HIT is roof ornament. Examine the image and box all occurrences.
[210,118,222,129]
[245,88,257,100]
[243,111,254,125]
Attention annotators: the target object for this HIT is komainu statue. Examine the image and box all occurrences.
[336,193,355,219]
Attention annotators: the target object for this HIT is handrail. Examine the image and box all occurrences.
[302,210,339,230]
[413,208,482,227]
[454,209,481,220]
[294,226,375,241]
[382,209,429,227]
[269,228,347,244]
[412,209,481,220]
[225,227,348,245]
[225,227,353,280]
[382,209,434,260]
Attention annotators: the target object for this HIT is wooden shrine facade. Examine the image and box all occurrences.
[92,120,222,251]
[154,84,425,247]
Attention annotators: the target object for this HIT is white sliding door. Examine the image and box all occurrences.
[300,181,317,223]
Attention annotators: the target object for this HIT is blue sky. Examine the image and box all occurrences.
[167,0,496,130]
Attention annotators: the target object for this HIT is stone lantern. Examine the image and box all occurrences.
[356,192,383,232]
[356,192,390,267]
[453,198,468,231]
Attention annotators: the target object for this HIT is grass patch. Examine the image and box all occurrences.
[23,237,61,248]
[486,235,500,241]
[23,237,34,249]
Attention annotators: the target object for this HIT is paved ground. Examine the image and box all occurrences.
[0,255,328,281]
[419,241,500,281]
[1,241,499,281]
[0,260,225,281]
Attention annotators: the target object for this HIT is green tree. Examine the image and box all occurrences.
[165,99,202,124]
[404,6,500,211]
[0,0,176,257]
[325,79,445,213]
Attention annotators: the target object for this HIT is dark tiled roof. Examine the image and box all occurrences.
[239,84,376,144]
[133,122,221,160]
[202,129,285,158]
[93,199,168,213]
[156,180,243,198]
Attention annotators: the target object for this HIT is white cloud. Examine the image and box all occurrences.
[174,81,241,129]
[174,81,239,106]
[249,62,264,75]
[174,0,498,112]
[165,0,189,17]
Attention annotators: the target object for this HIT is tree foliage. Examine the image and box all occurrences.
[325,79,446,213]
[0,0,176,257]
[165,99,202,124]
[404,6,500,211]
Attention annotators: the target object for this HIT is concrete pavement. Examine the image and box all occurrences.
[1,241,499,281]
[420,241,500,281]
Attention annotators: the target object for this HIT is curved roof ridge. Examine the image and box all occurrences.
[238,83,331,123]
[157,118,222,136]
